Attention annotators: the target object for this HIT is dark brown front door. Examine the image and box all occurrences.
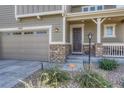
[73,28,82,53]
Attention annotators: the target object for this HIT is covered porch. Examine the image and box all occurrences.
[66,15,124,57]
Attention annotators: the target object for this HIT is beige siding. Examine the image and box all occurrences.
[66,22,70,42]
[19,15,63,42]
[17,5,62,15]
[0,5,18,28]
[0,5,63,42]
[84,21,97,43]
[101,22,124,43]
[104,5,116,9]
[71,6,83,13]
[71,5,117,13]
[83,21,124,43]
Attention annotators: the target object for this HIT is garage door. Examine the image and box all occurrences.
[1,30,49,61]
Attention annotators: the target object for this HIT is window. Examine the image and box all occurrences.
[36,31,47,34]
[104,24,116,38]
[24,31,33,35]
[82,5,104,12]
[97,5,103,10]
[90,6,95,11]
[13,32,22,35]
[83,7,88,12]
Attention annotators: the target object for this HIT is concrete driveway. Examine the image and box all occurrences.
[0,60,42,88]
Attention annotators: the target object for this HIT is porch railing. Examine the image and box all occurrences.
[102,43,124,57]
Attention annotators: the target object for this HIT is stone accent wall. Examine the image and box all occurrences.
[50,44,71,63]
[95,43,103,57]
[83,45,95,56]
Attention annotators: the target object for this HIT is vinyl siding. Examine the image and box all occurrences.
[17,5,62,15]
[101,22,124,43]
[0,5,17,28]
[84,21,124,43]
[84,21,97,43]
[71,5,117,13]
[66,22,70,42]
[19,15,63,42]
[0,5,63,42]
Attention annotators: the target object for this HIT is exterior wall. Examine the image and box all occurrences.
[101,21,124,43]
[50,44,71,63]
[83,44,95,56]
[71,5,84,13]
[0,5,63,42]
[0,5,17,28]
[17,5,62,15]
[66,22,70,43]
[104,5,116,9]
[71,5,117,13]
[83,20,124,43]
[84,21,97,43]
[19,15,63,42]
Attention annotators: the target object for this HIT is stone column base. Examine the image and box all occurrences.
[83,44,95,56]
[50,44,71,63]
[95,43,103,57]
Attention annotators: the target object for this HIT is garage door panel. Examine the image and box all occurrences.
[1,30,49,61]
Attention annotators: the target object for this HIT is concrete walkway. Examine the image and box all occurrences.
[0,60,83,88]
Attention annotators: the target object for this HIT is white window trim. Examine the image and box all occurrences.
[104,24,116,38]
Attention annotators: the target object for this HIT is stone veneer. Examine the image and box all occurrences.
[50,44,71,63]
[83,45,95,56]
[95,43,103,57]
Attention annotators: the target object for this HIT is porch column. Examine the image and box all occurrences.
[92,18,106,43]
[92,18,106,56]
[97,18,101,43]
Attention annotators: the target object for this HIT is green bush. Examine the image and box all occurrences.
[99,59,119,71]
[40,67,70,87]
[75,71,112,88]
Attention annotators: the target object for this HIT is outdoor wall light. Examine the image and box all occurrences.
[55,28,59,32]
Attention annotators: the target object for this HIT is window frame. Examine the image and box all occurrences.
[82,5,104,12]
[104,24,116,38]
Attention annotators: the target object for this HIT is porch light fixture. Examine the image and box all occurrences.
[88,32,93,70]
[55,28,59,32]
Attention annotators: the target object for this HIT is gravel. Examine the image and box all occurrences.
[15,63,124,88]
[90,63,124,88]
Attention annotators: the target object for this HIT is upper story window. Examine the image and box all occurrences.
[97,5,103,10]
[90,6,95,11]
[104,24,116,38]
[82,5,104,12]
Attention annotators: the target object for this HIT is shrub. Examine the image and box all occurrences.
[40,67,70,87]
[75,71,112,88]
[99,59,119,71]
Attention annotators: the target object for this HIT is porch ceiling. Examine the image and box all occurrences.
[67,8,124,21]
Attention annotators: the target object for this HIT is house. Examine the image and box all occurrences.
[0,5,124,63]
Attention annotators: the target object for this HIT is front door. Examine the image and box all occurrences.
[72,28,82,53]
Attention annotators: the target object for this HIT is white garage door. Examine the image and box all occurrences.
[1,30,49,61]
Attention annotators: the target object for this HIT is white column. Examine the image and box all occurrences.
[92,18,106,43]
[97,18,101,43]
